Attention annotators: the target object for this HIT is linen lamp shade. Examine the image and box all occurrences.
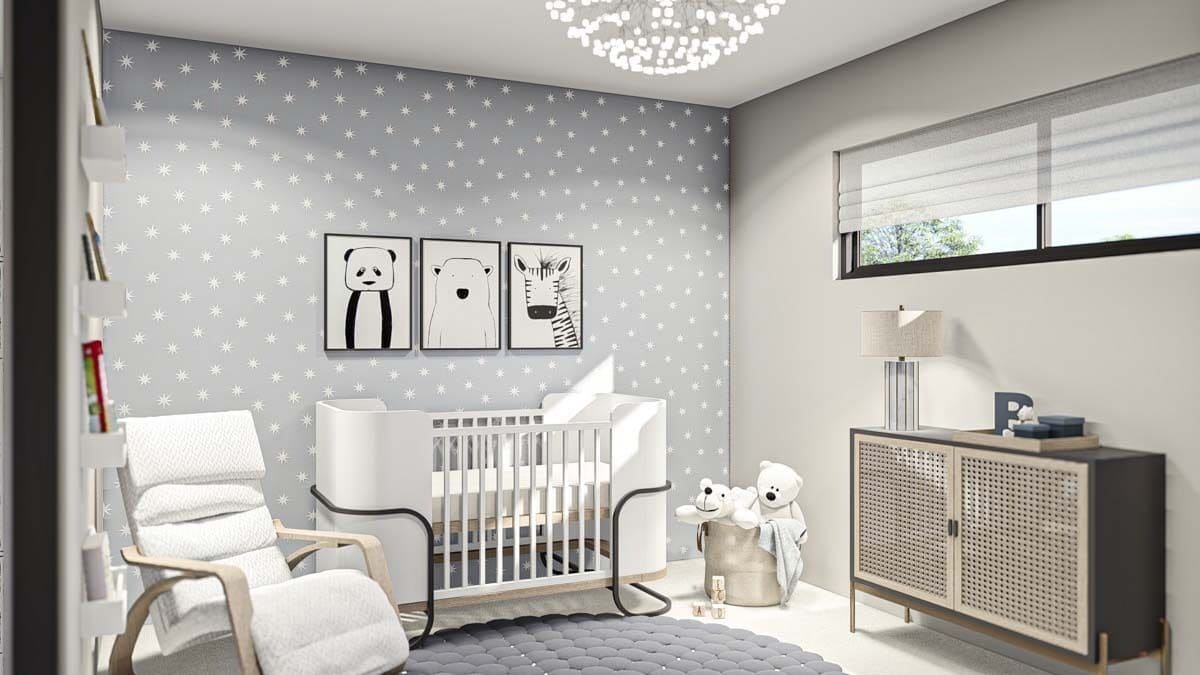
[860,309,944,358]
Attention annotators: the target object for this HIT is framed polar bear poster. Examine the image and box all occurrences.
[507,242,583,350]
[420,238,501,350]
[324,233,412,351]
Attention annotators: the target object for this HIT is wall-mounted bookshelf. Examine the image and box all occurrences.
[80,430,125,470]
[79,566,127,639]
[79,280,127,320]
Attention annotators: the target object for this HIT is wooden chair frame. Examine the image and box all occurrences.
[109,520,401,675]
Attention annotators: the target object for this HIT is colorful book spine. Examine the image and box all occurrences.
[85,212,109,281]
[82,233,97,281]
[82,340,111,433]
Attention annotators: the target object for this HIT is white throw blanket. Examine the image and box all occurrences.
[757,518,807,607]
[250,569,409,675]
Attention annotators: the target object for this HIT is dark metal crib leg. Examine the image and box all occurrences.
[610,481,674,617]
[311,486,436,648]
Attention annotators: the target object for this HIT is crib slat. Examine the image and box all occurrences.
[460,433,468,589]
[578,429,585,573]
[597,428,609,572]
[543,430,553,577]
[561,429,569,575]
[494,431,503,584]
[442,436,450,591]
[478,433,485,585]
[511,431,520,582]
[527,432,537,582]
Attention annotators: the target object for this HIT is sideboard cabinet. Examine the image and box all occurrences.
[849,427,1166,674]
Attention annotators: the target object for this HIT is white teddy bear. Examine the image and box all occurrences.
[675,478,757,527]
[731,461,808,542]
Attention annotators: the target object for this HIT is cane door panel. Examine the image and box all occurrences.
[954,448,1089,654]
[854,435,955,608]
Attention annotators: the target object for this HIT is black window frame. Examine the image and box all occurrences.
[837,53,1200,279]
[839,205,1200,279]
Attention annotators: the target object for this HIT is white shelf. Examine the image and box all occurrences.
[81,429,125,468]
[80,280,127,319]
[81,123,128,183]
[80,566,127,638]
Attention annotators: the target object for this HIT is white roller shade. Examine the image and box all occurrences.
[838,54,1200,234]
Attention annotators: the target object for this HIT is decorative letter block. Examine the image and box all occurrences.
[994,392,1034,434]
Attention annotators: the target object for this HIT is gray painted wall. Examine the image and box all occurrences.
[731,0,1199,672]
[101,30,730,592]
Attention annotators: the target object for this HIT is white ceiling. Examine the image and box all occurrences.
[100,0,1006,108]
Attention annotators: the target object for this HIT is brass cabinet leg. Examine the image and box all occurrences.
[1161,618,1171,675]
[1093,632,1109,675]
[849,581,856,634]
[904,607,912,623]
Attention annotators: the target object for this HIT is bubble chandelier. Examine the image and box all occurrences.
[545,0,787,75]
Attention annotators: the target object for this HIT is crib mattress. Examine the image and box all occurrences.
[431,461,611,524]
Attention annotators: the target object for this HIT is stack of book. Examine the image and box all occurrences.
[82,211,113,433]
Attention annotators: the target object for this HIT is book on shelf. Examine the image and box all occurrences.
[81,212,109,282]
[82,340,112,433]
[82,233,98,281]
[85,212,109,281]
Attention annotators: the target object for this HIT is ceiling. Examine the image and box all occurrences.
[100,0,1006,108]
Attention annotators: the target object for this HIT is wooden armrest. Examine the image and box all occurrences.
[274,520,383,549]
[114,546,261,675]
[273,520,399,614]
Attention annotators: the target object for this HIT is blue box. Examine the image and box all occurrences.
[1039,415,1085,437]
[1013,423,1051,438]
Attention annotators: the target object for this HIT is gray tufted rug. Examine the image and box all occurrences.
[406,613,847,675]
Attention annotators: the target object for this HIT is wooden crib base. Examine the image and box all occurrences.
[432,537,611,565]
[431,507,611,536]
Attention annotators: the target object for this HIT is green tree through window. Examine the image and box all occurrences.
[860,217,982,265]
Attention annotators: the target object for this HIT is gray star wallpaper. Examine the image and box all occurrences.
[101,30,730,587]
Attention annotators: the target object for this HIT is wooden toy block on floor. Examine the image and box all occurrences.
[711,575,725,591]
[691,601,707,617]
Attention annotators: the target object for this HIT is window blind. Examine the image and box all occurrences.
[837,54,1200,234]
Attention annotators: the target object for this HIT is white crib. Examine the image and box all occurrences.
[313,393,668,616]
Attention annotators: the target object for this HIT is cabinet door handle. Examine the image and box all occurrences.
[947,519,959,537]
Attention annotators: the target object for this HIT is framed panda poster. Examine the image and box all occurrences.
[507,242,583,350]
[324,233,412,351]
[420,238,501,350]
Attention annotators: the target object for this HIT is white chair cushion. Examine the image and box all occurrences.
[152,546,294,655]
[249,569,408,675]
[134,481,265,527]
[137,506,279,562]
[121,411,266,495]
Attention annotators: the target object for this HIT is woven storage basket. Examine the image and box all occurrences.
[699,522,781,606]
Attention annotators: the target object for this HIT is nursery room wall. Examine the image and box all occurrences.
[730,0,1200,671]
[100,30,731,592]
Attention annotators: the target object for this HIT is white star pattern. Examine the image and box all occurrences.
[102,31,728,576]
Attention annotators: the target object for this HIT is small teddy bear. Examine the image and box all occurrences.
[675,478,757,527]
[731,461,808,543]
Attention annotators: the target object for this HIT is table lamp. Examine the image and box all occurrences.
[861,306,943,430]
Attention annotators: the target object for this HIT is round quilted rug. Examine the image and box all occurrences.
[406,613,847,675]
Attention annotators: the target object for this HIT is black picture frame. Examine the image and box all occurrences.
[419,237,503,351]
[506,241,585,350]
[323,233,413,352]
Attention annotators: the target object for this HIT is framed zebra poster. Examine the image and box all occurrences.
[324,233,412,351]
[507,242,584,350]
[420,238,501,350]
